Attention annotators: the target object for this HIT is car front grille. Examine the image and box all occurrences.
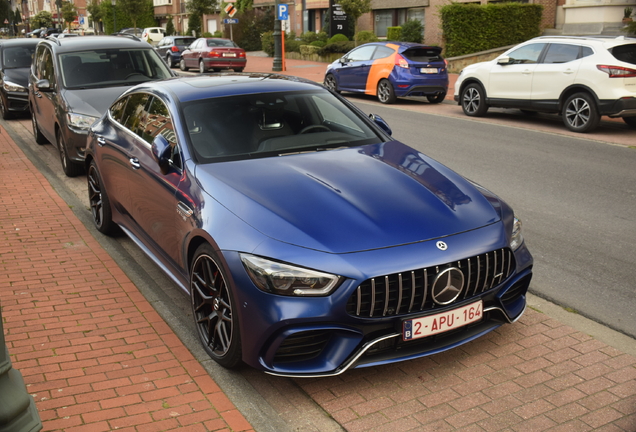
[346,248,515,318]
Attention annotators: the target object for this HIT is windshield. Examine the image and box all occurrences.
[2,46,36,69]
[60,48,172,89]
[183,90,383,162]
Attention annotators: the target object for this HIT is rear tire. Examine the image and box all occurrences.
[562,92,599,133]
[622,116,636,129]
[377,79,396,104]
[179,58,188,71]
[166,53,174,68]
[235,68,244,73]
[199,60,207,74]
[461,83,488,117]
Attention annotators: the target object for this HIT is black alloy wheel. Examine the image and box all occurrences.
[87,161,115,235]
[31,108,48,145]
[324,74,340,94]
[426,92,446,104]
[377,79,396,104]
[461,83,489,117]
[562,92,599,133]
[57,128,83,177]
[190,245,242,368]
[179,58,188,71]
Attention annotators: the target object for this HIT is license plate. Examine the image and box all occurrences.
[403,300,482,341]
[223,53,236,57]
[420,68,438,74]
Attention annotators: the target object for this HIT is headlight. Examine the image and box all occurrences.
[3,80,26,92]
[510,216,524,251]
[240,254,342,296]
[67,113,99,130]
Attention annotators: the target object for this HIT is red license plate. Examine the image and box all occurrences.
[403,300,483,341]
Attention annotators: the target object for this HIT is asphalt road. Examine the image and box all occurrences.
[347,98,636,339]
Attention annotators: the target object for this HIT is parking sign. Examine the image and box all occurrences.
[277,4,288,21]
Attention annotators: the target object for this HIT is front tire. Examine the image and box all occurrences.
[57,128,83,177]
[377,79,396,104]
[324,74,340,94]
[179,58,188,71]
[87,160,115,235]
[191,245,242,368]
[199,60,207,74]
[461,83,488,117]
[31,108,48,145]
[426,92,446,104]
[562,92,599,133]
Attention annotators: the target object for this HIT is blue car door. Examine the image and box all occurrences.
[337,45,377,92]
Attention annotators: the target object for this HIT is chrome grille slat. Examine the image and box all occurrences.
[347,248,516,318]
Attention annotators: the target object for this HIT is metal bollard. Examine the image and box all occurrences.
[0,304,42,432]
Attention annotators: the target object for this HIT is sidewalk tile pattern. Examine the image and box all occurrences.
[0,125,253,431]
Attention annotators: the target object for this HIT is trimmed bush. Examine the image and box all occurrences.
[399,19,423,43]
[355,30,379,43]
[328,33,349,44]
[317,40,356,56]
[309,40,326,47]
[441,3,543,57]
[300,45,322,56]
[387,27,401,41]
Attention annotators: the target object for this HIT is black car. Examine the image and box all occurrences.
[41,28,62,38]
[28,36,176,177]
[155,35,195,67]
[113,28,143,37]
[0,39,39,119]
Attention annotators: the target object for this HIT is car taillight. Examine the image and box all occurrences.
[597,65,636,78]
[208,51,221,58]
[395,54,409,69]
[171,46,179,52]
[239,52,246,58]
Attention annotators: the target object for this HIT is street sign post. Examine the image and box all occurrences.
[223,18,238,24]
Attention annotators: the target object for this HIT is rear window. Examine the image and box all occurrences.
[207,39,237,48]
[610,44,636,65]
[174,38,194,45]
[403,48,443,62]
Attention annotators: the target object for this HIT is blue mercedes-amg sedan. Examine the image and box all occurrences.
[85,73,533,378]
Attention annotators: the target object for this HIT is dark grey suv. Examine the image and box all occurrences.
[29,35,176,176]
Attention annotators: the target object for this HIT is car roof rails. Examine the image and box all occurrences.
[115,33,141,42]
[45,36,61,45]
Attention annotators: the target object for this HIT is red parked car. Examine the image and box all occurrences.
[179,38,246,73]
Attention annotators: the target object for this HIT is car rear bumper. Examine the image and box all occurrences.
[203,58,247,69]
[600,96,636,117]
[391,69,449,98]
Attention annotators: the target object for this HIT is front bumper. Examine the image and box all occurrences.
[225,222,533,377]
[4,91,29,113]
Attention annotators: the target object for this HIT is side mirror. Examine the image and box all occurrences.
[151,134,172,172]
[35,79,52,92]
[369,114,392,136]
[497,56,512,66]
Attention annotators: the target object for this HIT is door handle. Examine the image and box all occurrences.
[177,202,193,220]
[96,136,106,147]
[129,158,140,169]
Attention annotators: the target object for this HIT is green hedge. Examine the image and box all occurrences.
[441,3,543,57]
[387,27,401,41]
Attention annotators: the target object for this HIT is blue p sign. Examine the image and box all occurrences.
[277,4,289,20]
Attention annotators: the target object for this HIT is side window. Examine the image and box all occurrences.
[121,93,150,136]
[35,47,55,83]
[581,46,594,59]
[346,45,376,62]
[507,43,546,64]
[157,38,166,46]
[110,97,129,123]
[194,40,204,49]
[543,44,581,64]
[140,97,176,145]
[373,46,395,60]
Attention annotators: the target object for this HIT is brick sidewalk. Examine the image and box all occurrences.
[0,125,253,431]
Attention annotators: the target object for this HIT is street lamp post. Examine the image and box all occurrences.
[272,0,282,71]
[111,0,116,33]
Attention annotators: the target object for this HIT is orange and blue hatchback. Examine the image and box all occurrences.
[324,41,449,104]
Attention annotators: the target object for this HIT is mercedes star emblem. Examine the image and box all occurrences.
[431,267,464,305]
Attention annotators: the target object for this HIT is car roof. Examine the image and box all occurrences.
[529,35,636,48]
[39,35,152,53]
[126,73,324,104]
[0,38,40,48]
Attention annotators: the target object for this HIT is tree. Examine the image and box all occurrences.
[118,0,149,31]
[338,0,371,45]
[165,15,175,35]
[86,0,103,31]
[32,11,54,29]
[186,0,215,37]
[61,1,78,31]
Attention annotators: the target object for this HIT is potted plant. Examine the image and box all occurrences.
[623,7,633,25]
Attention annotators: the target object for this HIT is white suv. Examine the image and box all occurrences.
[454,36,636,133]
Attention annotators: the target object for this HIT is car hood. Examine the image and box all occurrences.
[3,68,30,88]
[196,141,502,254]
[62,87,130,118]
